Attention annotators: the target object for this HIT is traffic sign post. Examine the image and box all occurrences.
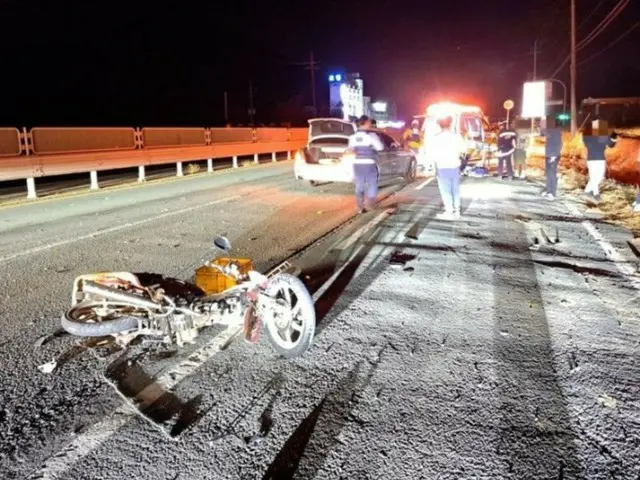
[503,99,514,125]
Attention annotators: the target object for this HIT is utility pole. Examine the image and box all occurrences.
[530,39,540,133]
[293,51,320,116]
[532,39,538,80]
[570,0,578,134]
[248,80,255,125]
[308,51,317,115]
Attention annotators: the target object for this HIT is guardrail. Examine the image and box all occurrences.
[0,126,307,199]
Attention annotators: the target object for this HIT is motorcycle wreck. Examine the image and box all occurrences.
[60,236,316,359]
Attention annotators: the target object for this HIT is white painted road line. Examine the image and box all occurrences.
[313,208,394,302]
[0,196,240,265]
[334,208,395,252]
[564,201,640,282]
[415,177,434,190]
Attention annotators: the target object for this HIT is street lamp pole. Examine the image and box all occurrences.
[547,78,567,114]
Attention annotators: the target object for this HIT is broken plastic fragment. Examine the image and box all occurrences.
[598,393,618,409]
[37,359,57,374]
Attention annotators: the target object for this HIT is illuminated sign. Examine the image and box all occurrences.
[521,81,546,118]
[371,102,387,113]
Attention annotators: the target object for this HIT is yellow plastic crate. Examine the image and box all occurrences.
[194,257,253,295]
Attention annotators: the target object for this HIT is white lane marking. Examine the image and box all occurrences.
[29,325,241,480]
[415,177,434,190]
[334,208,395,251]
[313,209,393,302]
[0,196,240,264]
[564,201,639,280]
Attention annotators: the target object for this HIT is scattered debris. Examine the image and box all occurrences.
[403,266,415,273]
[390,251,417,266]
[598,393,618,410]
[37,359,57,374]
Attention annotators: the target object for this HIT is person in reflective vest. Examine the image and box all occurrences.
[348,115,384,213]
[496,121,517,180]
[403,120,422,152]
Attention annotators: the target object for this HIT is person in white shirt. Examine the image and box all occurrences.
[425,116,466,219]
[347,115,384,213]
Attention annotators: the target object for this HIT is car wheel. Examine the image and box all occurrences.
[404,158,417,183]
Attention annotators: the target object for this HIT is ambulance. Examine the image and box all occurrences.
[415,102,490,175]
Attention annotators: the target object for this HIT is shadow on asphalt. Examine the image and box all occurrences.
[105,354,208,437]
[490,199,583,477]
[262,356,381,480]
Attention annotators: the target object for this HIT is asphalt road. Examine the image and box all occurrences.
[0,162,638,479]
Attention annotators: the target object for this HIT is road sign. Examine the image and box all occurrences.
[503,100,514,110]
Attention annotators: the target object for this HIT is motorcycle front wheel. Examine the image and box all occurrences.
[262,274,316,358]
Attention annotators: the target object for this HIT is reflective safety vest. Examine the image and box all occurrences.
[348,131,383,164]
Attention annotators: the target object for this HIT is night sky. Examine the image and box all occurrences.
[0,0,638,127]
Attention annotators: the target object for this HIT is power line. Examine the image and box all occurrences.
[577,0,607,30]
[578,21,640,66]
[547,0,630,78]
[577,0,629,50]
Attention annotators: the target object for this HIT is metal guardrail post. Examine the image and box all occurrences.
[138,166,145,182]
[22,127,37,200]
[26,178,37,200]
[176,162,184,177]
[232,156,238,168]
[135,128,143,149]
[90,171,99,190]
[254,153,259,164]
[207,159,214,173]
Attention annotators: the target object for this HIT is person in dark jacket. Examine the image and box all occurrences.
[496,121,517,180]
[541,128,562,199]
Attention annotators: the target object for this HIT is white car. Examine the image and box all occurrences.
[294,118,418,187]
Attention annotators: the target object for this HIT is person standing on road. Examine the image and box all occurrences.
[496,121,517,180]
[403,119,422,153]
[541,128,562,200]
[426,116,466,219]
[583,135,608,202]
[348,115,384,214]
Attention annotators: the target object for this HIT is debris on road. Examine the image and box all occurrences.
[598,393,619,410]
[389,251,417,266]
[37,359,57,374]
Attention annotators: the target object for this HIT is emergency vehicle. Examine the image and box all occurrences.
[414,102,490,175]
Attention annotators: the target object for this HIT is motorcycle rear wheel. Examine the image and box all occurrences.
[61,301,141,337]
[263,274,315,358]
